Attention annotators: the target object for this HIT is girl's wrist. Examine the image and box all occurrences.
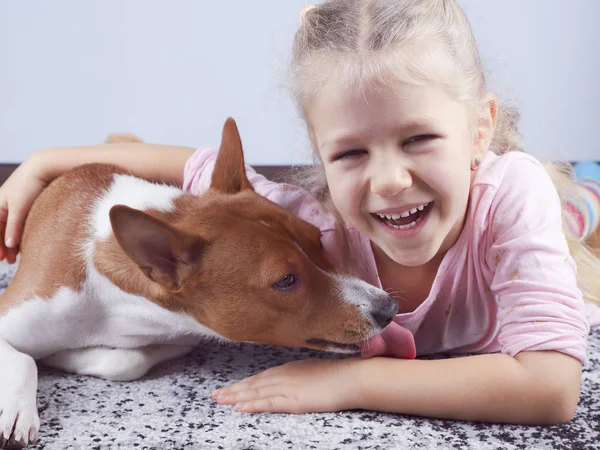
[351,356,413,412]
[347,356,380,410]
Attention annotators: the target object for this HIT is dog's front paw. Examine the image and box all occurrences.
[0,356,40,448]
[0,428,37,449]
[0,400,39,448]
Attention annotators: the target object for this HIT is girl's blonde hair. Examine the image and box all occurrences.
[286,0,600,303]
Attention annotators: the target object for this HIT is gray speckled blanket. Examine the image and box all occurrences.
[1,263,598,450]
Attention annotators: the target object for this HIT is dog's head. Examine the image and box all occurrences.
[108,118,397,353]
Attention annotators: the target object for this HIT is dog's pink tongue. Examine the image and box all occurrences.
[360,322,416,359]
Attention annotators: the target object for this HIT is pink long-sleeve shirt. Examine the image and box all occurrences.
[184,147,598,363]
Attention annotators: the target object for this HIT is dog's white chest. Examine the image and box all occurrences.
[0,268,215,360]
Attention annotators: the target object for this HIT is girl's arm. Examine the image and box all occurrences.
[213,349,582,425]
[34,143,195,186]
[0,143,194,262]
[356,350,581,424]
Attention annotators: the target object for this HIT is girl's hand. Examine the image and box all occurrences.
[212,358,363,414]
[0,157,48,263]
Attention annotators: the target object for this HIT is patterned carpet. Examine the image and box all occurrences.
[1,263,598,449]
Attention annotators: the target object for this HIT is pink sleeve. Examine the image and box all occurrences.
[487,157,590,363]
[182,146,342,262]
[182,146,220,196]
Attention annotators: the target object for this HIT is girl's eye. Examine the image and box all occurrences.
[403,134,437,145]
[332,149,367,161]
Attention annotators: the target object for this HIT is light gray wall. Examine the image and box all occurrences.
[1,1,598,164]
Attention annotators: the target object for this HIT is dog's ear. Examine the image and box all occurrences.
[109,205,205,292]
[210,117,254,194]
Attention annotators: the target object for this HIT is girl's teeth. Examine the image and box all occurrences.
[391,217,421,229]
[374,202,432,229]
[377,202,429,220]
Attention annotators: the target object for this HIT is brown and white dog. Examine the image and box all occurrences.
[0,118,398,448]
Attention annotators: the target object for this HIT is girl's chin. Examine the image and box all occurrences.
[388,250,436,267]
[371,239,436,267]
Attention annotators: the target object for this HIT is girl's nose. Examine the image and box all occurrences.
[369,164,413,197]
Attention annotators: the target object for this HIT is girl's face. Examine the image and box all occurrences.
[306,77,494,268]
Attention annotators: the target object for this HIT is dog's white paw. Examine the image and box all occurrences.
[0,355,39,448]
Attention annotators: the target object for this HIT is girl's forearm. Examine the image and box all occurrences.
[355,351,582,425]
[32,143,195,187]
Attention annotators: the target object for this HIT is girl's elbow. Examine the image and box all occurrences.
[545,387,579,424]
[533,383,580,425]
[516,351,582,424]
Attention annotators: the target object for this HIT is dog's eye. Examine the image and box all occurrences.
[272,274,297,291]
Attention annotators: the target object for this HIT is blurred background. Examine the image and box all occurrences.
[1,0,599,165]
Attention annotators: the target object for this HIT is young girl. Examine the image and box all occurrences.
[1,0,599,425]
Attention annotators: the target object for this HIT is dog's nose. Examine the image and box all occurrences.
[371,294,399,329]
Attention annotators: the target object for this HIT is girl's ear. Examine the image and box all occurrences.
[473,93,498,156]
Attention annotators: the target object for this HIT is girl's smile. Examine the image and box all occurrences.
[372,200,434,236]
